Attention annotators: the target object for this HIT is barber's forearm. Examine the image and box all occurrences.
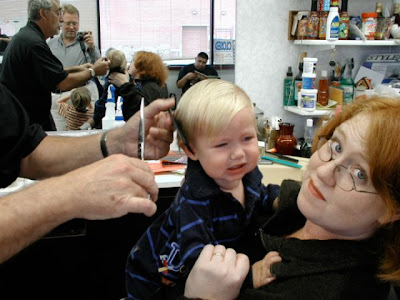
[0,177,73,263]
[20,134,103,179]
[57,70,91,91]
[20,128,130,179]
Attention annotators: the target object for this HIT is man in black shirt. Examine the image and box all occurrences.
[176,52,219,95]
[0,0,109,131]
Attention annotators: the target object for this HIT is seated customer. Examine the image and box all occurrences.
[58,86,94,130]
[125,79,281,299]
[108,50,168,120]
[176,52,219,95]
[184,96,400,299]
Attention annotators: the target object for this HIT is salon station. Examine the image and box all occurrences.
[1,0,400,299]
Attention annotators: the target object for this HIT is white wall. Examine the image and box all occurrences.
[235,0,397,137]
[2,0,398,137]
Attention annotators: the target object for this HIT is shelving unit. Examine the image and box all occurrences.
[293,39,400,47]
[284,106,334,117]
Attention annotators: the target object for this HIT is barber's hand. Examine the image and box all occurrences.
[113,98,175,160]
[93,57,110,76]
[83,31,95,50]
[108,70,130,87]
[185,245,250,300]
[65,154,159,219]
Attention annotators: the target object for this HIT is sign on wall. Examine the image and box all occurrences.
[214,39,235,65]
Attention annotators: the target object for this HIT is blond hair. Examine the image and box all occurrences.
[174,79,255,144]
[70,87,91,112]
[62,4,79,17]
[314,96,400,284]
[107,49,127,71]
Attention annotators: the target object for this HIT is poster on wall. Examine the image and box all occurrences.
[214,39,235,65]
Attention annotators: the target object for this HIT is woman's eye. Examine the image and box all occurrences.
[330,140,342,155]
[353,168,367,181]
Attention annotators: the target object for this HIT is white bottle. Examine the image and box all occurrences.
[326,6,340,40]
[102,86,116,130]
[300,119,313,158]
[114,96,125,128]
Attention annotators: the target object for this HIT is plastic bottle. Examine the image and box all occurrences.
[300,119,313,158]
[114,96,125,127]
[293,52,307,106]
[307,0,319,39]
[102,85,116,130]
[326,6,340,40]
[283,66,294,106]
[319,11,328,39]
[318,70,329,106]
[340,59,354,104]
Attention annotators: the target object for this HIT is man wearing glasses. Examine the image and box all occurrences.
[0,0,109,131]
[47,4,100,67]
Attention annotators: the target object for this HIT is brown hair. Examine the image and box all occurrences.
[70,87,91,112]
[314,96,400,283]
[133,51,168,86]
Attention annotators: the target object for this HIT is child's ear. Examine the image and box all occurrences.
[179,141,198,161]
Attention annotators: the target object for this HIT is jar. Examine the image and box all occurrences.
[361,12,378,40]
[275,123,297,155]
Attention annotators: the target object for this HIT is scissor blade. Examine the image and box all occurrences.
[139,97,145,160]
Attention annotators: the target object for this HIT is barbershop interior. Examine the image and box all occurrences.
[1,0,400,299]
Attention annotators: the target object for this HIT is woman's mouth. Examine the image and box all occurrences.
[308,179,326,201]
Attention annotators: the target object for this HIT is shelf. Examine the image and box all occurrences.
[293,39,400,47]
[284,106,333,116]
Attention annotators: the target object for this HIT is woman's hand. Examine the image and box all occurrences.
[108,70,130,87]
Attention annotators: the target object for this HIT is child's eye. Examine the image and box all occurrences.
[215,143,228,148]
[244,136,254,141]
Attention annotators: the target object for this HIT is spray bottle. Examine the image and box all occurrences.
[340,58,354,104]
[102,85,116,130]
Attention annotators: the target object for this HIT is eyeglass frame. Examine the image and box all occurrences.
[317,135,378,194]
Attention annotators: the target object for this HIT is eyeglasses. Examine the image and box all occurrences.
[50,8,62,17]
[63,21,79,27]
[317,136,377,194]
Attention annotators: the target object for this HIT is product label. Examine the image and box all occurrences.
[342,85,354,104]
[294,80,302,101]
[330,16,340,38]
[300,93,317,110]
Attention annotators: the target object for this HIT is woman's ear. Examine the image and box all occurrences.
[179,141,197,161]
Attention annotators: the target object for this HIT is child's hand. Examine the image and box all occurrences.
[252,251,282,289]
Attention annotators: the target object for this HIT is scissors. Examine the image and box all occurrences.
[138,97,145,160]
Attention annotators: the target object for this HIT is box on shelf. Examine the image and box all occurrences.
[355,53,400,87]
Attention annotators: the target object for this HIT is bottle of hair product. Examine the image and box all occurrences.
[319,11,328,39]
[283,67,294,106]
[326,6,340,40]
[339,0,350,40]
[307,0,320,39]
[318,70,329,106]
[102,85,116,130]
[294,52,307,106]
[300,119,314,158]
[340,58,354,104]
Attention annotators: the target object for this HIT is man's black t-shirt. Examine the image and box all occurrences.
[0,82,46,188]
[0,21,68,130]
[176,63,218,94]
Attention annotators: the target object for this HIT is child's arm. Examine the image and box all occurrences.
[57,94,71,104]
[251,251,282,289]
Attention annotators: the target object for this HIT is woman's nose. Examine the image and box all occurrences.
[316,160,337,187]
